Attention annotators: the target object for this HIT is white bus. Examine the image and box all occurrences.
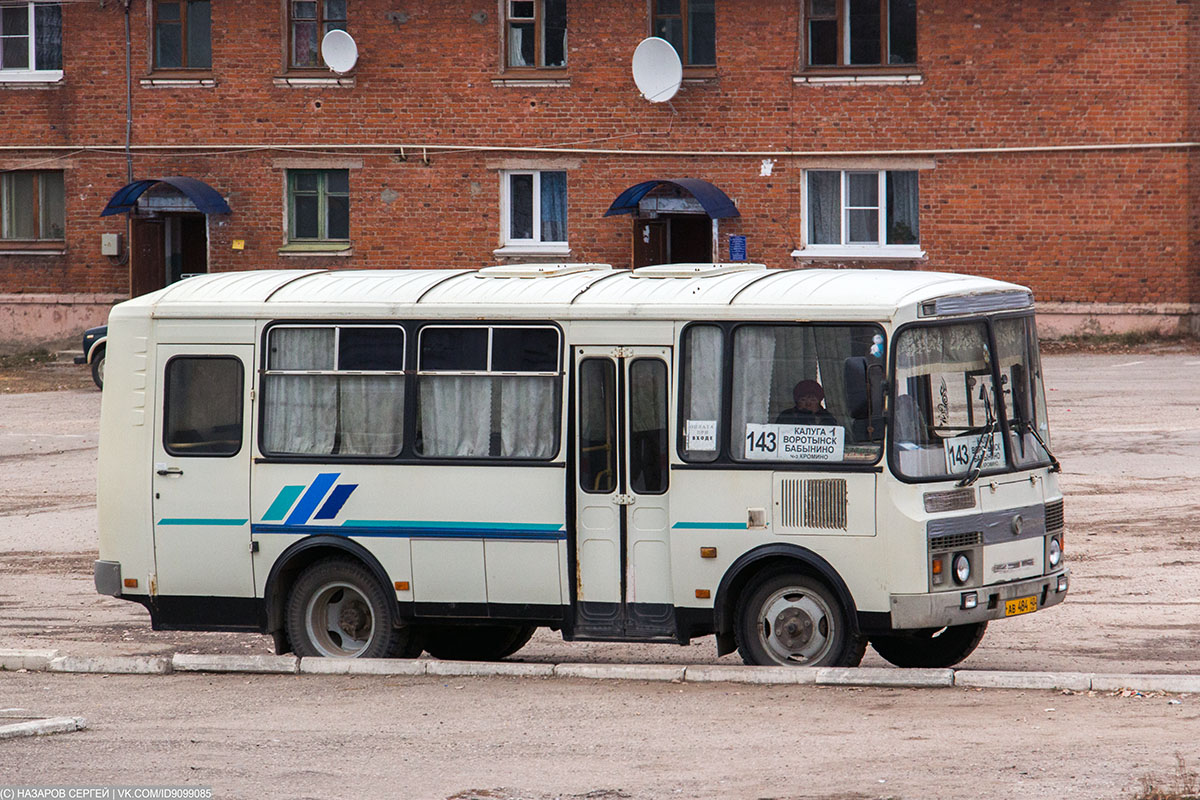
[94,263,1068,668]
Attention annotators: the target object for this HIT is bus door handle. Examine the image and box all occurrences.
[156,466,184,476]
[614,494,635,506]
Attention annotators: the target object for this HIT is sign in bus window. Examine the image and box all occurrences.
[743,423,845,462]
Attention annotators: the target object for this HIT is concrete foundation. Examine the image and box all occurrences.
[0,294,124,352]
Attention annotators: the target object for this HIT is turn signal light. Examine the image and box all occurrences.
[700,547,717,559]
[123,578,138,588]
[394,581,410,591]
[695,589,711,599]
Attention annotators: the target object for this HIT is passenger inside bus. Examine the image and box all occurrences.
[774,380,838,426]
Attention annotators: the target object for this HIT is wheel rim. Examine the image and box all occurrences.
[97,357,105,384]
[757,586,837,665]
[304,580,376,657]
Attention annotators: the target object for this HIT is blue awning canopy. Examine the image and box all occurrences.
[100,176,232,217]
[603,178,740,219]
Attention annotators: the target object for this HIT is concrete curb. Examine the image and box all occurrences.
[0,716,87,740]
[9,650,1200,694]
[48,656,172,674]
[0,649,61,671]
[172,654,299,674]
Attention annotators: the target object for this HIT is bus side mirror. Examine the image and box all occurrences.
[844,357,884,419]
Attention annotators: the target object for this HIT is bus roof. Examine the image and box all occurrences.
[112,265,1033,322]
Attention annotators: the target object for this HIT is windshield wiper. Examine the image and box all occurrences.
[957,388,997,488]
[1025,422,1062,473]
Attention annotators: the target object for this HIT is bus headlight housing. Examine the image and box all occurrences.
[1048,535,1062,568]
[952,552,972,585]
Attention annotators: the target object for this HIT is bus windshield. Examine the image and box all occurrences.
[891,315,1051,481]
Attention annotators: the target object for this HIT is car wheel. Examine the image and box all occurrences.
[91,346,105,390]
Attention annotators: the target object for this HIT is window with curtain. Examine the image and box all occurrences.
[805,0,916,67]
[1,170,64,241]
[416,325,561,459]
[805,169,919,252]
[288,169,350,244]
[0,2,60,75]
[503,170,567,247]
[728,324,885,464]
[679,324,724,463]
[261,325,406,457]
[153,0,211,70]
[289,0,347,69]
[505,0,566,69]
[651,0,714,67]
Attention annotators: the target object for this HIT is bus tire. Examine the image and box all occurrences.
[423,624,537,662]
[285,558,413,659]
[90,346,105,390]
[869,622,988,668]
[734,570,865,668]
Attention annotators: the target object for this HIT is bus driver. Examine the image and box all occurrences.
[775,379,837,426]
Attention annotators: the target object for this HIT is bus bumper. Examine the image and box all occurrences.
[888,568,1069,630]
[94,560,122,596]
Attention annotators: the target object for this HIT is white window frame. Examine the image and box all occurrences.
[793,168,924,260]
[0,2,62,83]
[495,169,570,257]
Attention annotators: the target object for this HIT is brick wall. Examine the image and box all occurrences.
[0,0,1195,328]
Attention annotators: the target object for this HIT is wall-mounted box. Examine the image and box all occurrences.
[100,233,122,256]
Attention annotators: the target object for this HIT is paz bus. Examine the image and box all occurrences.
[94,263,1068,668]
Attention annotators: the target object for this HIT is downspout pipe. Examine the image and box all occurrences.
[124,0,132,183]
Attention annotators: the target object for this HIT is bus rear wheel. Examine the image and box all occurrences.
[422,624,537,661]
[869,622,988,668]
[285,558,418,659]
[734,570,865,668]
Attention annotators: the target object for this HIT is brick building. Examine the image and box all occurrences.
[1,0,1196,346]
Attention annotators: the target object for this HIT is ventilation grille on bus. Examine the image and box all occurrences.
[1045,499,1065,532]
[779,478,848,531]
[929,531,982,553]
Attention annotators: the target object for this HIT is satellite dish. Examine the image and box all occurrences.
[321,29,358,75]
[631,37,682,103]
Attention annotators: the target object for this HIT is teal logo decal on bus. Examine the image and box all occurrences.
[263,473,359,526]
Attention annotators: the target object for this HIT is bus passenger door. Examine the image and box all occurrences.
[151,346,255,599]
[573,346,674,639]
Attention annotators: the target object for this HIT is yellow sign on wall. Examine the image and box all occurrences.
[232,240,245,251]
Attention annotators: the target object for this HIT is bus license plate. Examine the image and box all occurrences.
[1005,595,1038,617]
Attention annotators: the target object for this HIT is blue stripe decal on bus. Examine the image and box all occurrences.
[251,522,566,541]
[283,472,340,526]
[262,485,305,522]
[314,484,359,520]
[672,522,749,530]
[160,518,249,526]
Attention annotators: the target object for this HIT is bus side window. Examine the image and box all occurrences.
[629,358,668,495]
[579,358,616,493]
[163,356,243,457]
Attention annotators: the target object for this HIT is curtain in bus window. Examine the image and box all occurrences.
[731,328,775,459]
[262,374,337,454]
[682,325,722,462]
[812,327,852,420]
[419,375,492,457]
[338,375,405,456]
[499,376,557,458]
[896,325,989,375]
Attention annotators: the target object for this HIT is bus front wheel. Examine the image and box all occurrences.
[869,622,988,668]
[734,570,865,668]
[285,558,419,658]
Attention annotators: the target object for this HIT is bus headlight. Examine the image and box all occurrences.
[1048,536,1062,568]
[953,552,972,585]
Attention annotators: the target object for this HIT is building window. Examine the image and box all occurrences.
[0,2,61,74]
[288,169,349,243]
[806,0,916,67]
[289,0,346,69]
[153,1,212,70]
[1,171,64,241]
[506,0,566,69]
[502,170,567,248]
[805,170,918,252]
[651,0,714,67]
